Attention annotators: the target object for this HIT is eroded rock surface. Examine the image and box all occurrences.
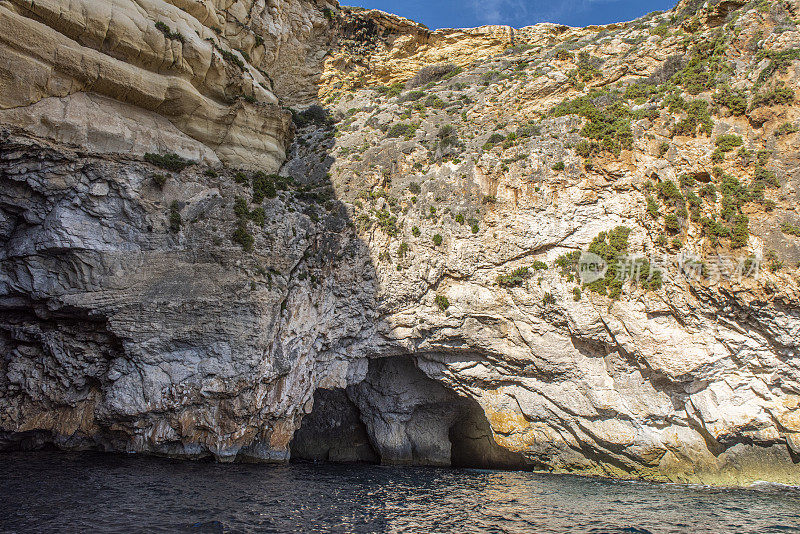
[2,0,800,486]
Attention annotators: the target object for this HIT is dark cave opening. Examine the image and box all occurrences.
[290,357,527,469]
[290,388,380,463]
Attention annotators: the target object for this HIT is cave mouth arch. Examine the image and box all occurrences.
[290,356,527,469]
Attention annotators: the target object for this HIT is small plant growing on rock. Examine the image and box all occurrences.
[781,222,800,237]
[542,292,556,305]
[715,134,744,153]
[232,222,254,251]
[552,161,565,171]
[664,214,681,233]
[412,226,421,237]
[155,21,185,43]
[646,195,660,218]
[434,294,450,310]
[532,260,548,271]
[497,267,530,288]
[168,201,182,233]
[766,250,783,272]
[152,174,168,189]
[145,152,193,172]
[386,123,418,139]
[432,233,443,246]
[775,122,799,136]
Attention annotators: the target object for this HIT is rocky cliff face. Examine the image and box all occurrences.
[2,0,800,486]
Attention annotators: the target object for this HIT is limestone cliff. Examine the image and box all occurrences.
[2,0,800,486]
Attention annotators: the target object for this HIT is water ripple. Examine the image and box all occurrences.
[0,453,799,533]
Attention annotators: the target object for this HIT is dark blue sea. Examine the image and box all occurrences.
[1,452,799,533]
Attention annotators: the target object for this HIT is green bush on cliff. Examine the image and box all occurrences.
[144,152,194,172]
[550,95,633,155]
[715,134,743,152]
[497,267,531,288]
[168,201,182,233]
[712,86,748,115]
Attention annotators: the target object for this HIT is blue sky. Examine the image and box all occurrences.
[347,0,677,30]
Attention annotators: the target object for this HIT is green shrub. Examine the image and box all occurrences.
[155,21,184,42]
[555,251,581,279]
[575,140,594,157]
[767,250,784,272]
[432,233,443,246]
[572,287,582,301]
[664,213,681,232]
[781,222,800,237]
[625,82,660,101]
[753,163,779,189]
[424,95,446,109]
[532,260,548,271]
[699,183,717,202]
[434,294,450,310]
[372,83,405,97]
[470,220,480,234]
[412,226,421,237]
[555,49,573,61]
[730,214,749,248]
[712,86,748,115]
[293,105,333,128]
[715,134,743,152]
[552,161,565,171]
[542,292,556,305]
[252,172,279,202]
[168,201,181,233]
[572,52,601,81]
[232,221,254,251]
[408,182,421,195]
[750,86,794,109]
[398,90,426,103]
[671,100,713,137]
[152,174,168,188]
[754,48,800,86]
[483,132,506,149]
[775,122,799,136]
[658,180,684,203]
[438,124,459,148]
[376,209,399,236]
[387,123,418,139]
[144,152,194,172]
[397,242,410,257]
[550,95,633,155]
[497,267,531,287]
[233,196,249,219]
[646,195,660,218]
[249,207,265,227]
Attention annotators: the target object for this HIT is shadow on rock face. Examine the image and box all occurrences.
[291,357,528,469]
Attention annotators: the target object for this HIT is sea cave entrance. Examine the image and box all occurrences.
[290,356,526,469]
